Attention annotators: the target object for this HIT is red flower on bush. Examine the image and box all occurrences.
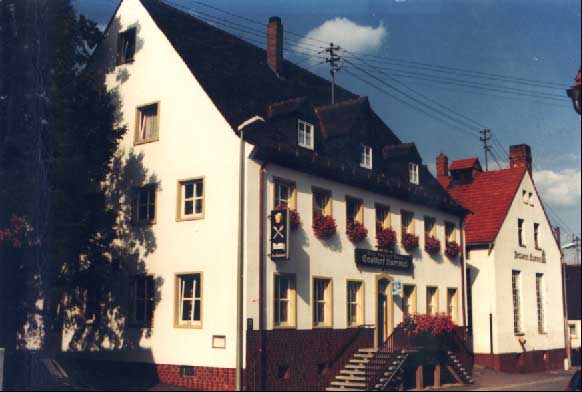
[346,221,367,243]
[424,236,441,255]
[0,215,32,248]
[376,227,396,251]
[275,204,301,230]
[398,313,456,337]
[445,241,461,259]
[312,212,337,239]
[401,233,419,252]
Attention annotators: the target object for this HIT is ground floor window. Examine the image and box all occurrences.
[402,285,416,316]
[175,273,202,327]
[536,273,545,333]
[131,275,154,325]
[512,270,523,334]
[313,278,332,327]
[347,280,364,327]
[274,274,296,328]
[426,286,438,315]
[447,288,458,323]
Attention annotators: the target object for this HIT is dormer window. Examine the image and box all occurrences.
[360,144,372,169]
[409,163,419,185]
[116,27,136,65]
[297,119,314,150]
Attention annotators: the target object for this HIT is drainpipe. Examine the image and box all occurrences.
[459,217,467,328]
[258,164,266,390]
[236,116,265,391]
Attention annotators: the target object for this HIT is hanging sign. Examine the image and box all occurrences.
[354,248,413,272]
[270,209,290,260]
[392,280,402,296]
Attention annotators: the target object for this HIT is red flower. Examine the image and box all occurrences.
[376,227,396,251]
[399,313,456,337]
[401,233,419,252]
[424,236,441,255]
[445,241,461,259]
[346,221,368,243]
[275,203,301,230]
[0,215,32,249]
[312,212,337,239]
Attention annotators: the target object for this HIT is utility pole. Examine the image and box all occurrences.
[572,234,581,265]
[323,42,342,104]
[480,128,491,171]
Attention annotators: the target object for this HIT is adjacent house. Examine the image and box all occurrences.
[437,146,567,373]
[60,0,474,390]
[565,264,581,352]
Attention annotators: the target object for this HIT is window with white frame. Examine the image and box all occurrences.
[518,218,525,247]
[176,273,202,327]
[375,204,391,232]
[135,185,156,224]
[426,286,438,315]
[297,119,314,149]
[274,274,296,327]
[402,285,416,316]
[116,27,136,65]
[536,273,545,333]
[512,270,523,334]
[313,188,332,218]
[401,211,415,237]
[135,103,159,143]
[131,275,154,325]
[274,179,296,209]
[313,278,332,327]
[409,162,419,185]
[347,280,364,327]
[177,178,204,220]
[360,144,373,169]
[346,197,363,225]
[447,288,458,323]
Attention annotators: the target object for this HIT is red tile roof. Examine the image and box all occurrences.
[438,167,526,245]
[449,157,480,171]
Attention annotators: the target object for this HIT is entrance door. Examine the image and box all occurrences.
[376,277,393,347]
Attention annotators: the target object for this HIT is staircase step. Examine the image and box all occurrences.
[353,352,375,359]
[359,347,377,352]
[340,369,367,376]
[336,375,366,382]
[326,387,364,392]
[348,358,369,365]
[330,381,366,388]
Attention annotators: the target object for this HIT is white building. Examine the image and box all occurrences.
[437,147,567,373]
[60,0,474,390]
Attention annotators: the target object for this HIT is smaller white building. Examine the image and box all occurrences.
[437,145,567,372]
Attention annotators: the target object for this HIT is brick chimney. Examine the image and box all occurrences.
[267,16,283,75]
[509,144,532,174]
[436,153,449,178]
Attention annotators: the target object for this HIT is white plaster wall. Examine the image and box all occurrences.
[62,0,242,368]
[492,173,565,354]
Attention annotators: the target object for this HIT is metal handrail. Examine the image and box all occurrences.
[364,326,409,390]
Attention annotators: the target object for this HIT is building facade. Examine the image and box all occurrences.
[437,147,567,373]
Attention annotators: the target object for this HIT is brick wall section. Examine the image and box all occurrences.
[156,364,235,391]
[474,347,566,373]
[245,328,374,391]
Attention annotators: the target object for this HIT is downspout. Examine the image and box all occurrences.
[258,164,266,389]
[459,217,467,327]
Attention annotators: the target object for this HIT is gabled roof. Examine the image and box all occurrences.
[449,157,481,171]
[438,167,526,245]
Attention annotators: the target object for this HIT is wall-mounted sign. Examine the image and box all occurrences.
[355,248,413,272]
[392,280,402,296]
[514,250,546,263]
[270,209,290,260]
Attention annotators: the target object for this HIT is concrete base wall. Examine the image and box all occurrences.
[474,348,566,373]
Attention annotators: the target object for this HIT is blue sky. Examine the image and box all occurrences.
[74,0,581,257]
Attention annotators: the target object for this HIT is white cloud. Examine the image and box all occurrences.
[294,18,387,61]
[533,168,581,207]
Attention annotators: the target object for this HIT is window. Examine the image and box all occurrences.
[375,204,391,232]
[401,211,415,237]
[528,192,533,206]
[274,274,296,328]
[424,216,436,239]
[445,222,456,243]
[360,144,373,169]
[175,273,202,327]
[426,286,438,315]
[402,285,416,316]
[518,219,525,247]
[534,223,540,250]
[313,278,332,327]
[512,270,522,334]
[313,188,332,218]
[134,185,156,224]
[135,103,159,144]
[447,288,458,323]
[177,178,204,220]
[80,286,99,323]
[536,274,545,333]
[116,27,136,65]
[180,366,195,378]
[347,281,364,327]
[409,162,419,185]
[346,197,363,225]
[131,275,154,325]
[569,324,578,338]
[297,119,314,149]
[522,189,528,204]
[274,179,296,209]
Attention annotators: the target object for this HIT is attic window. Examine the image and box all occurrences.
[297,119,314,150]
[360,144,372,169]
[116,28,136,65]
[408,163,419,185]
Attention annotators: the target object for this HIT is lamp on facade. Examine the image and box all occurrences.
[566,68,581,115]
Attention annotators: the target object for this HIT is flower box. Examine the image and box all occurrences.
[399,313,456,338]
[445,241,461,259]
[346,221,367,243]
[376,227,396,251]
[424,236,441,255]
[275,204,301,230]
[312,212,336,239]
[401,233,419,252]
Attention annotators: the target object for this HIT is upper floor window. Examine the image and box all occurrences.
[313,188,332,218]
[528,192,533,206]
[534,223,540,249]
[424,216,436,239]
[134,184,156,224]
[445,222,456,243]
[360,144,373,169]
[116,27,136,65]
[177,178,204,221]
[409,162,419,185]
[135,103,159,144]
[518,218,525,247]
[346,197,363,225]
[131,275,154,325]
[274,178,296,209]
[297,119,314,150]
[401,210,415,237]
[175,273,202,328]
[375,204,391,232]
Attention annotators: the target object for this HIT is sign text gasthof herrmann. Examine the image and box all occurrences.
[270,209,289,260]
